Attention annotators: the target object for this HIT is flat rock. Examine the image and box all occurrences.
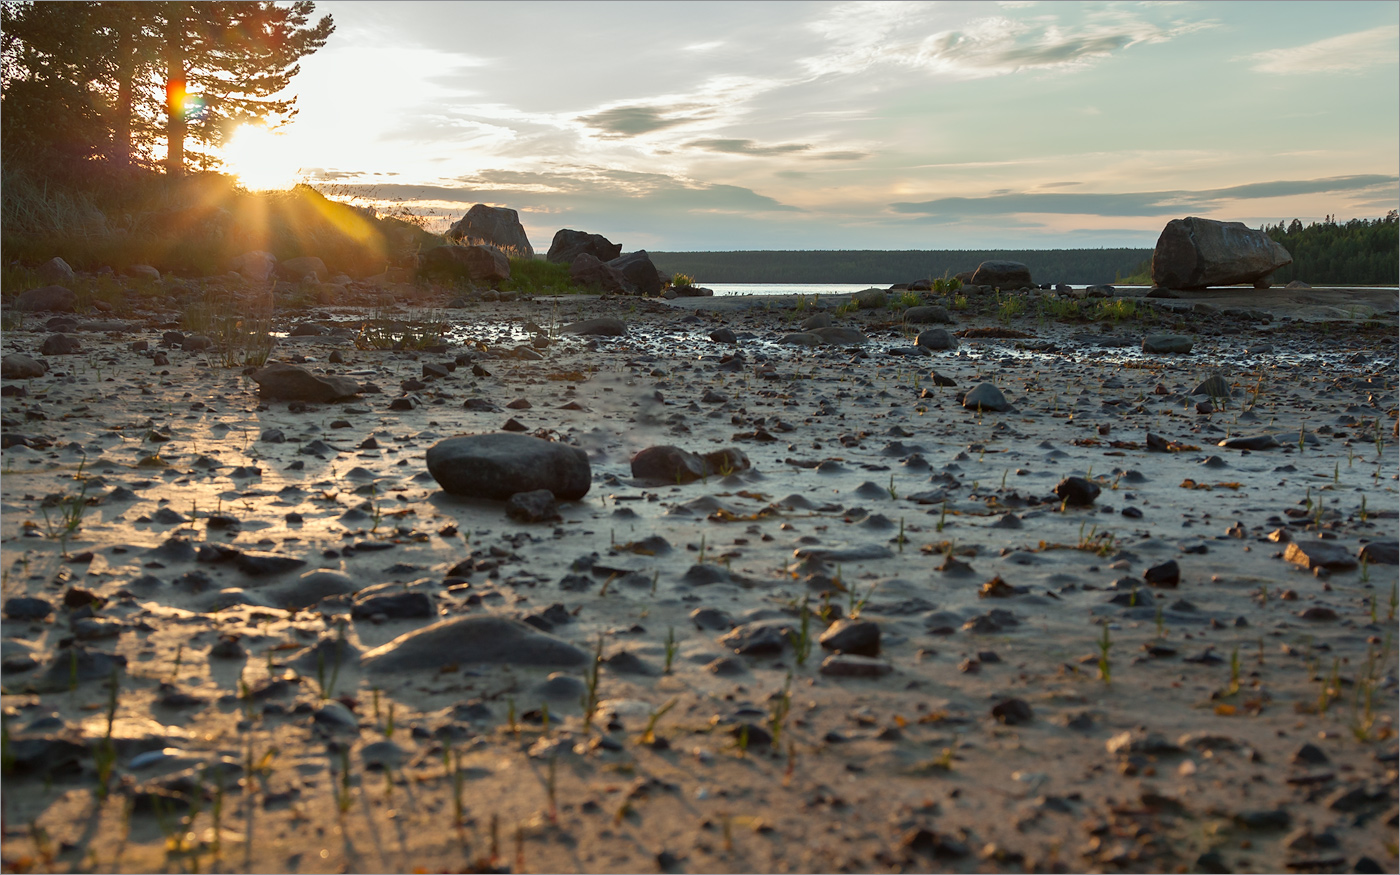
[1284,540,1358,571]
[1358,540,1398,565]
[809,326,869,345]
[1218,434,1279,451]
[1142,334,1193,354]
[361,615,587,672]
[427,433,591,501]
[819,654,893,678]
[630,445,750,484]
[903,305,952,324]
[252,363,360,402]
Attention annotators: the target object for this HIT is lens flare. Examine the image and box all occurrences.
[223,124,303,192]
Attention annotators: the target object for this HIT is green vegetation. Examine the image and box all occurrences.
[650,248,1151,284]
[1263,213,1398,285]
[499,257,581,295]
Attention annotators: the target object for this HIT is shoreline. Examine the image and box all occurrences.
[1,281,1396,873]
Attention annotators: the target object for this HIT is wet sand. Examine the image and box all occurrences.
[1,282,1396,873]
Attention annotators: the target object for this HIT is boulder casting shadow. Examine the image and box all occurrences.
[360,615,587,672]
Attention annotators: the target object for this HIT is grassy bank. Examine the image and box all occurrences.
[1,165,443,279]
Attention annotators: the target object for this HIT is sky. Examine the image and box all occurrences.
[226,0,1400,252]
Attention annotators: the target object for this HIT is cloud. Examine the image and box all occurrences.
[687,138,812,156]
[1245,25,1400,75]
[800,3,1217,80]
[891,174,1400,218]
[576,104,717,137]
[685,138,870,161]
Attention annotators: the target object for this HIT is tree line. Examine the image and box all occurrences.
[1262,213,1398,286]
[2,1,333,181]
[648,249,1154,285]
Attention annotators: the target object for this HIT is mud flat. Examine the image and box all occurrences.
[1,282,1397,873]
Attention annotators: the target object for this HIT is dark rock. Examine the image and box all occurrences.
[720,622,792,656]
[1142,333,1193,354]
[709,327,737,344]
[1292,742,1330,765]
[971,260,1032,287]
[607,251,662,296]
[569,253,632,294]
[630,445,750,484]
[991,698,1033,725]
[40,333,80,355]
[1151,217,1292,289]
[903,305,952,324]
[818,619,880,656]
[15,285,77,312]
[361,615,587,672]
[1218,434,1279,450]
[351,591,434,620]
[809,326,869,345]
[252,363,360,402]
[818,654,892,677]
[4,596,54,621]
[1233,809,1291,830]
[1358,540,1398,565]
[546,229,620,264]
[962,382,1011,412]
[421,244,511,283]
[689,607,734,630]
[1,354,47,379]
[1054,476,1100,507]
[1144,559,1180,588]
[916,328,958,351]
[505,489,561,522]
[1284,541,1357,571]
[276,256,328,282]
[30,647,126,693]
[426,433,591,501]
[446,204,534,258]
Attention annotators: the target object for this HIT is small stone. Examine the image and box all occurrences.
[818,654,892,678]
[1144,559,1180,588]
[962,382,1011,412]
[1053,476,1100,507]
[818,619,880,657]
[505,489,561,523]
[1284,541,1358,571]
[990,698,1033,725]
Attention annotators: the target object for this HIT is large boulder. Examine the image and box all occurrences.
[426,433,591,501]
[36,257,75,285]
[2,354,47,379]
[447,204,534,258]
[14,286,77,312]
[1151,217,1292,289]
[230,250,277,282]
[547,229,621,264]
[421,244,510,284]
[569,253,632,294]
[971,261,1033,288]
[276,256,328,282]
[607,251,662,296]
[251,363,361,402]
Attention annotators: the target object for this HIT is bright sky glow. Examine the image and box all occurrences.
[243,0,1400,250]
[223,124,304,192]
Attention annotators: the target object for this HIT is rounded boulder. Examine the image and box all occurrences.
[427,432,591,501]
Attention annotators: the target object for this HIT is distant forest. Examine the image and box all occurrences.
[1263,213,1398,285]
[649,215,1399,286]
[648,249,1152,285]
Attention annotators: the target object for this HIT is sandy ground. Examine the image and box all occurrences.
[1,281,1397,874]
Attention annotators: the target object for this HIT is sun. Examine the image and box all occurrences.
[222,124,304,191]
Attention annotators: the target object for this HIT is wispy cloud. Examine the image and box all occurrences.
[1244,24,1400,75]
[891,175,1400,218]
[576,104,718,138]
[685,138,869,161]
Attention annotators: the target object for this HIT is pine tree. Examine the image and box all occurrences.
[162,1,335,175]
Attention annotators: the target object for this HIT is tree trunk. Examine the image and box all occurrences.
[113,17,134,171]
[164,4,185,178]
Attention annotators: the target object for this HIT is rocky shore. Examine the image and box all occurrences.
[1,280,1396,874]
